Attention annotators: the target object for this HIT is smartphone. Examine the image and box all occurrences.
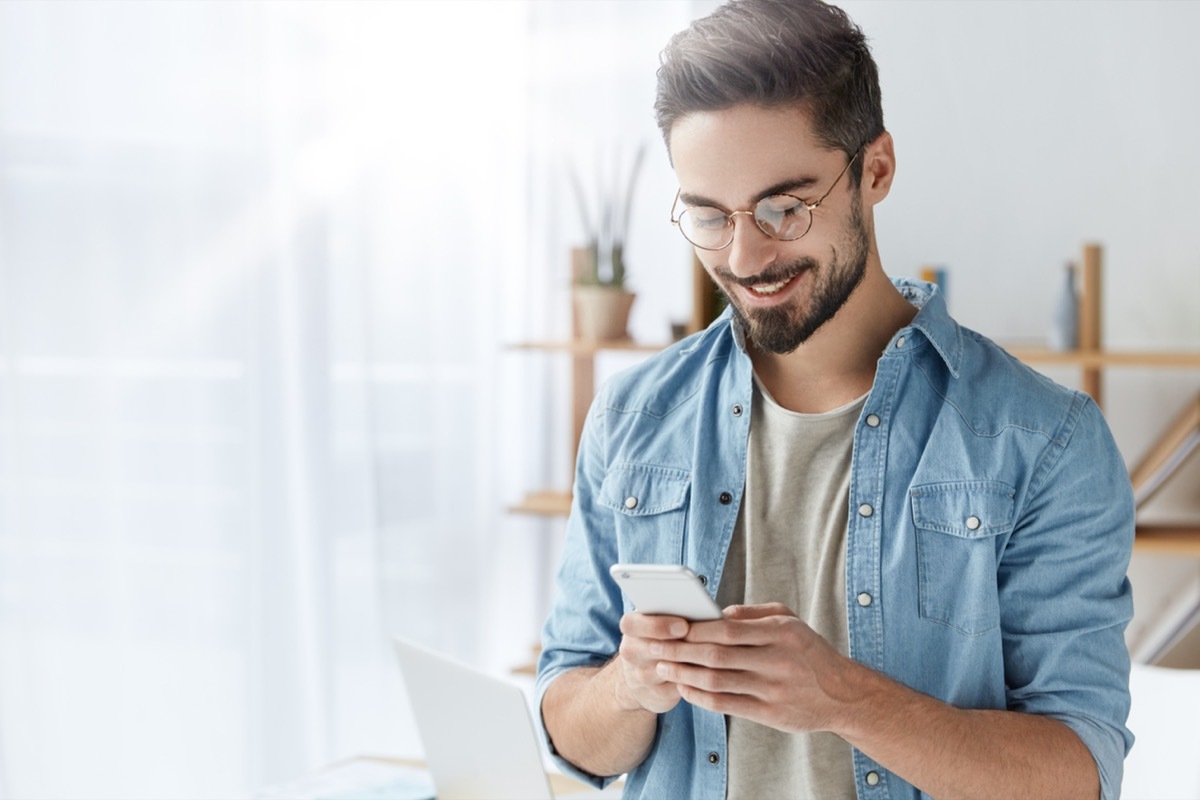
[609,563,723,621]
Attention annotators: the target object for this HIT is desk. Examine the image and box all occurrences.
[260,754,621,799]
[385,756,609,796]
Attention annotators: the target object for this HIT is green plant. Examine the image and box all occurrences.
[569,143,645,289]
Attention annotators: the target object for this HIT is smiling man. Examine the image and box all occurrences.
[536,2,1135,799]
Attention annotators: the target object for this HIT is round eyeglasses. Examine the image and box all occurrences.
[669,149,862,251]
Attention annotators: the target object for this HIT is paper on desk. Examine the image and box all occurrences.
[256,758,434,800]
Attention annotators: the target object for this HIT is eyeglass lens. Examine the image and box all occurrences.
[677,195,811,250]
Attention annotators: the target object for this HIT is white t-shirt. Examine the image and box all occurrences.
[716,377,865,800]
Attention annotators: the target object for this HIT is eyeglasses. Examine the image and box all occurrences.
[669,149,862,251]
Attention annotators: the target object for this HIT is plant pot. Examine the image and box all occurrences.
[573,285,636,341]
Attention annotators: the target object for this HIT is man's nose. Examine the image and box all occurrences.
[725,213,777,279]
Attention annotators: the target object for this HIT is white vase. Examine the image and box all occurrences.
[573,285,636,341]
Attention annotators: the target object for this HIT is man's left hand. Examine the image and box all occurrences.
[653,602,859,733]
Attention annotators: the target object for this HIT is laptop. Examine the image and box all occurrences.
[394,637,615,800]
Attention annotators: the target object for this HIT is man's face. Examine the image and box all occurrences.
[669,104,870,355]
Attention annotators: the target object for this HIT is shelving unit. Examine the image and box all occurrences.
[1004,344,1200,555]
[1004,243,1199,555]
[508,254,717,518]
[507,339,669,518]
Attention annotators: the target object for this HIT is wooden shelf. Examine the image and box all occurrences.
[1134,525,1200,556]
[509,490,572,517]
[1008,348,1200,369]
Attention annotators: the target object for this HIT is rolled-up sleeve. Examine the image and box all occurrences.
[999,394,1135,800]
[534,389,626,788]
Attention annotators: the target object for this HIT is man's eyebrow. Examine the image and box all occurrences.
[757,176,820,200]
[678,176,821,210]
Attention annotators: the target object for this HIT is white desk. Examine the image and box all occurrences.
[259,754,621,799]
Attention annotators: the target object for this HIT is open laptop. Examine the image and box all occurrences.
[394,637,617,800]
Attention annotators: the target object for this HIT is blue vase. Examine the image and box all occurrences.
[1048,263,1079,351]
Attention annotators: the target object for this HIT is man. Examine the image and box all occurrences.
[536,1,1134,798]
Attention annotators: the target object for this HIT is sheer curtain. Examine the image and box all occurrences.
[0,1,695,797]
[0,1,529,796]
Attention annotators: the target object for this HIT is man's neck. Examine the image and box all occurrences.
[748,266,917,414]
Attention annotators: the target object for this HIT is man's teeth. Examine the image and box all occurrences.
[750,278,790,295]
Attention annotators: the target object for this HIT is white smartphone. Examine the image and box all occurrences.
[609,563,723,621]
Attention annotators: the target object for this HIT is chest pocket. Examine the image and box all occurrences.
[912,481,1015,636]
[598,464,691,565]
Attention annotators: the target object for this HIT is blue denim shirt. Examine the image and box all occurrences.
[536,278,1134,800]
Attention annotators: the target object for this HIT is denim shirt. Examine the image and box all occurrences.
[536,278,1134,800]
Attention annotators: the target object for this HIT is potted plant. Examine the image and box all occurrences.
[569,144,644,341]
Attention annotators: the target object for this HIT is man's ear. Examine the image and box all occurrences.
[860,131,895,205]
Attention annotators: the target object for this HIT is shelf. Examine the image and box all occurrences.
[1007,348,1200,369]
[1134,525,1200,556]
[510,339,669,355]
[509,490,572,517]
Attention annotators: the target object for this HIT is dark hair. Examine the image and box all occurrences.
[654,0,883,177]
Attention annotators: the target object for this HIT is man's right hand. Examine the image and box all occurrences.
[614,612,691,713]
[541,612,694,777]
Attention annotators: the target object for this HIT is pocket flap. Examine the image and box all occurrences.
[598,464,690,517]
[911,481,1015,538]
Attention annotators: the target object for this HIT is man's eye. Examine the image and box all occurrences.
[759,195,804,215]
[689,209,728,229]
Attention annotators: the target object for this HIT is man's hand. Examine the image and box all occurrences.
[614,612,692,713]
[540,611,694,778]
[651,602,855,732]
[649,602,1100,800]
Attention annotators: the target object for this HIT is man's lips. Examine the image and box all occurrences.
[734,267,809,301]
[745,274,797,297]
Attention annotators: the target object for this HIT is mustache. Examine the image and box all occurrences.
[712,257,818,287]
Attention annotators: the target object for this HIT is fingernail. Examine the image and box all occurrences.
[670,621,687,637]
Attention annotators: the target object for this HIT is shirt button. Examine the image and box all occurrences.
[895,336,906,349]
[866,770,881,786]
[865,413,880,428]
[707,751,720,765]
[966,515,981,530]
[858,503,874,518]
[698,574,708,587]
[719,491,733,505]
[857,592,873,607]
[732,403,743,417]
[624,496,638,510]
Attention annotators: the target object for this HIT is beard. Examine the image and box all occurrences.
[714,199,870,355]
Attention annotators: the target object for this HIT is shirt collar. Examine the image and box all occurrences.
[892,277,963,378]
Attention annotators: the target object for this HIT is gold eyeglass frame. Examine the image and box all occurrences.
[669,147,863,251]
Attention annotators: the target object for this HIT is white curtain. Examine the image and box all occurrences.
[0,1,695,797]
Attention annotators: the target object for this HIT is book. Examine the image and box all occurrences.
[1129,391,1200,509]
[1130,570,1200,665]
